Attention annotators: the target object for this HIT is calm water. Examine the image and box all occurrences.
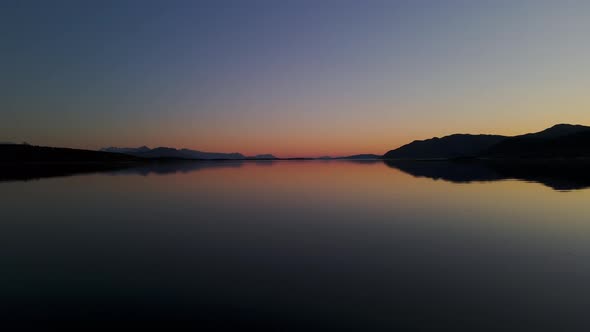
[2,160,590,330]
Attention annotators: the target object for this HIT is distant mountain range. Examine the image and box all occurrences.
[248,154,278,160]
[383,124,590,159]
[101,146,380,160]
[3,123,590,164]
[335,154,381,160]
[317,154,381,160]
[101,146,277,160]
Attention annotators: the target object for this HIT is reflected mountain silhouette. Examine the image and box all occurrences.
[108,160,246,176]
[4,159,590,191]
[0,160,246,182]
[0,159,387,183]
[384,159,590,191]
[0,162,136,182]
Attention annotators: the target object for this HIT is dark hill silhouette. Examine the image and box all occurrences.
[0,144,143,181]
[0,144,141,163]
[383,124,590,160]
[518,123,590,139]
[383,134,506,159]
[484,125,590,158]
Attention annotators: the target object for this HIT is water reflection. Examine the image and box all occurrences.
[3,159,590,191]
[384,159,590,191]
[1,160,590,329]
[0,160,248,182]
[110,160,247,176]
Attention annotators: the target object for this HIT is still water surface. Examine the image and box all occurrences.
[1,160,590,330]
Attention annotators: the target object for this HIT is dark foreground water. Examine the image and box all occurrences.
[1,160,590,330]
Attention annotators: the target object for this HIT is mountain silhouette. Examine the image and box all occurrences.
[1,144,140,163]
[102,146,245,160]
[101,146,151,154]
[383,124,590,159]
[517,123,590,139]
[483,124,590,158]
[0,144,143,182]
[247,154,278,159]
[383,134,506,159]
[315,154,380,160]
[335,154,381,160]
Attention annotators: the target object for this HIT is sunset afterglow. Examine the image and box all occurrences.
[3,1,590,157]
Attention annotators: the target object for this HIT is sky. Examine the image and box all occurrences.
[2,0,590,157]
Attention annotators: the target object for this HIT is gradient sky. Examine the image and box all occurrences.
[3,0,590,157]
